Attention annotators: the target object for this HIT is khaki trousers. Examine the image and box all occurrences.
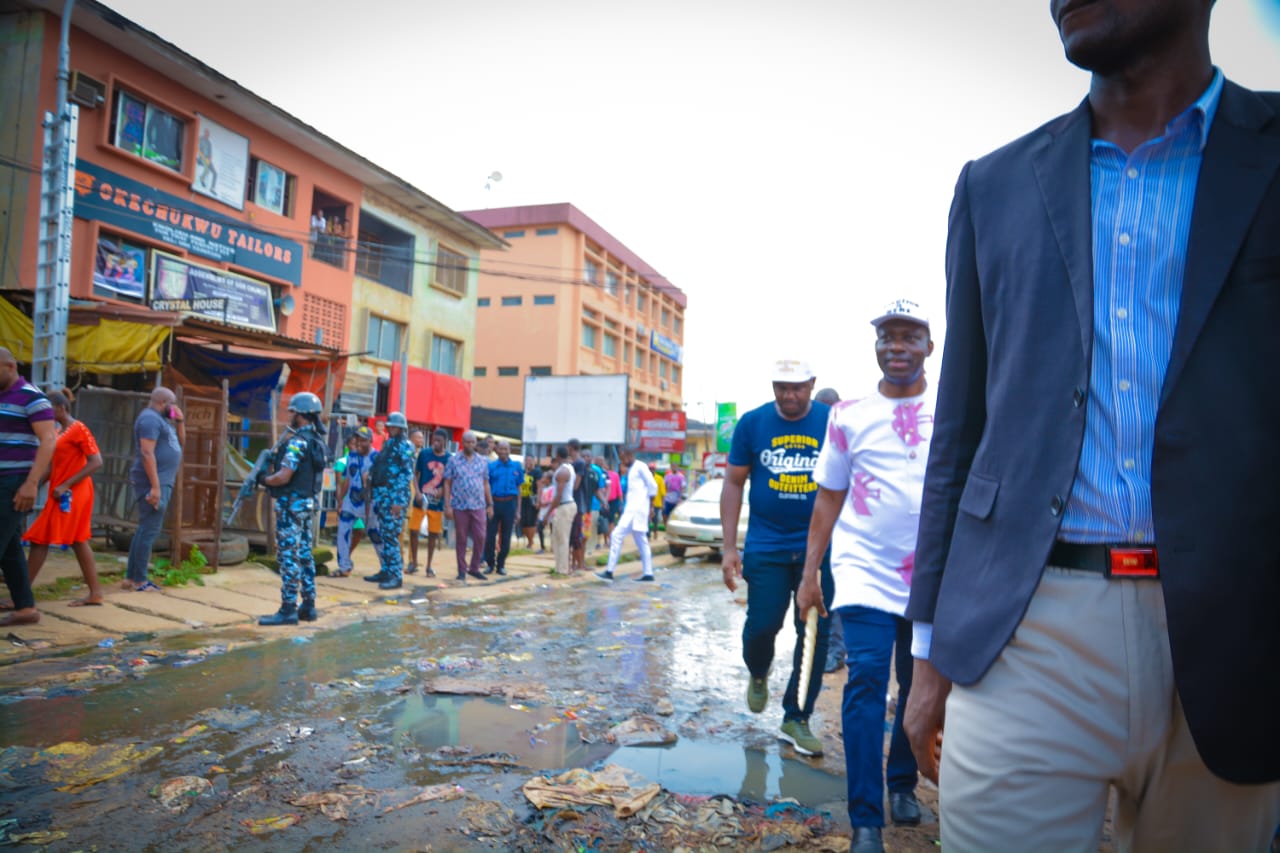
[550,502,577,575]
[940,567,1280,852]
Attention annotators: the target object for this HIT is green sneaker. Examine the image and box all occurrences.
[747,676,769,713]
[779,719,823,756]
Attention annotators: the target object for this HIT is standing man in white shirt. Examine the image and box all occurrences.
[596,445,658,582]
[797,299,935,853]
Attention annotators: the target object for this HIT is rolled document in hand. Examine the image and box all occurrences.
[796,606,819,708]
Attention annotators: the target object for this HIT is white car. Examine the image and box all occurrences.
[664,478,749,559]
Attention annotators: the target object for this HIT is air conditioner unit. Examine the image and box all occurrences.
[661,380,668,390]
[68,71,106,108]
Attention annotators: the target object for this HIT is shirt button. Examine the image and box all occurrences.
[1118,379,1131,391]
[1126,167,1139,179]
[1050,495,1064,516]
[1118,233,1131,246]
[1116,307,1128,319]
[1072,387,1084,407]
[1133,531,1146,543]
[1123,458,1135,470]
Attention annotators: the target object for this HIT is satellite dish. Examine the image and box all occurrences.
[488,171,503,182]
[276,294,296,316]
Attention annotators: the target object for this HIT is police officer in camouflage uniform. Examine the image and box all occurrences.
[364,411,415,590]
[259,392,328,626]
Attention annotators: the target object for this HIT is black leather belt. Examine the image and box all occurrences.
[493,495,516,501]
[1049,541,1160,579]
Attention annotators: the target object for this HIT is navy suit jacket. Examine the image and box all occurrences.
[907,79,1280,785]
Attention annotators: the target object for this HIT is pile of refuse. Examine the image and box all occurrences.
[517,764,850,852]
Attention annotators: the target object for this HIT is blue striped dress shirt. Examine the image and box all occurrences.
[1059,69,1224,544]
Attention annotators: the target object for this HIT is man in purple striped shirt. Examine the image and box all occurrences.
[0,348,56,626]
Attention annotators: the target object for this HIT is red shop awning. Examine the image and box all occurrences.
[388,363,472,430]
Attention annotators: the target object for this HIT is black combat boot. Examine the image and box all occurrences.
[259,604,298,626]
[297,598,317,622]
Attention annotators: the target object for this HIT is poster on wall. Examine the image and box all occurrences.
[93,236,147,300]
[253,159,287,215]
[191,114,249,211]
[150,252,276,333]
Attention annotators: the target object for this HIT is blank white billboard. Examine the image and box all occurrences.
[522,374,629,445]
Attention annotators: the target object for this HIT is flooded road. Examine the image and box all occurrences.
[0,562,858,851]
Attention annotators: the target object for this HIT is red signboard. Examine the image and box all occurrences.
[629,410,687,452]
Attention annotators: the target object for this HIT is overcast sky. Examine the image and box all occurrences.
[106,0,1280,419]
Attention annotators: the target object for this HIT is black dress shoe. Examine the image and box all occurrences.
[850,826,883,853]
[890,791,921,826]
[364,571,390,583]
[495,567,507,575]
[378,578,403,590]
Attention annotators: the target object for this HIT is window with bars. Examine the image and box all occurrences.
[435,245,469,295]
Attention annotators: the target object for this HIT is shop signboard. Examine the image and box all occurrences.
[74,159,302,285]
[628,410,687,452]
[191,114,250,211]
[150,252,276,333]
[649,330,683,363]
[715,402,737,452]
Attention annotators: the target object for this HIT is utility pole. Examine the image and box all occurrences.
[32,0,77,390]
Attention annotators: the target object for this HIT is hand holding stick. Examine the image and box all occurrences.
[796,606,819,708]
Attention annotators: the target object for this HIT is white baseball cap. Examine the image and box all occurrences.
[770,358,815,383]
[870,298,930,330]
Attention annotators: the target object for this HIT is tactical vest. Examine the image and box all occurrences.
[269,428,327,498]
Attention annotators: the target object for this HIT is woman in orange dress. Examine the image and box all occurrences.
[23,389,104,606]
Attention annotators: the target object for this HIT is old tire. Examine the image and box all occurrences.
[196,534,250,567]
[668,544,687,559]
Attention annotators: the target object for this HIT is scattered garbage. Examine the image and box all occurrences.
[460,800,515,837]
[36,741,164,792]
[428,750,523,769]
[606,715,678,747]
[287,786,376,821]
[655,698,675,716]
[382,783,464,812]
[7,830,69,846]
[240,814,301,835]
[523,764,661,818]
[150,775,213,813]
[97,638,115,649]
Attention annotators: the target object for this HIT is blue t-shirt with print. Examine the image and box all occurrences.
[728,399,830,552]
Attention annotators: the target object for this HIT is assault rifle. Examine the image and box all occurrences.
[224,427,295,525]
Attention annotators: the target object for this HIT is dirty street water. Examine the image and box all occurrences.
[0,555,938,851]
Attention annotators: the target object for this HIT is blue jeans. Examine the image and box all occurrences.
[127,484,172,583]
[0,475,35,610]
[839,605,917,827]
[741,549,833,722]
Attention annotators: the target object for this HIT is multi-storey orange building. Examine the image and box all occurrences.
[462,203,686,418]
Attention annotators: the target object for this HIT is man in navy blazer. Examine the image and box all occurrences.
[904,1,1280,848]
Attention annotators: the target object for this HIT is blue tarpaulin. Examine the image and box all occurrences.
[176,345,283,420]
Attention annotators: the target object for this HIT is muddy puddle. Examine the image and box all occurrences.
[0,568,855,851]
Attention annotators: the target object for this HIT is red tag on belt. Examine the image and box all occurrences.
[1108,547,1159,578]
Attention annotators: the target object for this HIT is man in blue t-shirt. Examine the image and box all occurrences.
[720,358,833,757]
[414,428,451,578]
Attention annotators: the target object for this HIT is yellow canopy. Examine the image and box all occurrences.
[0,295,170,374]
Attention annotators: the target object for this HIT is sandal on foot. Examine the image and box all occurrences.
[135,580,162,592]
